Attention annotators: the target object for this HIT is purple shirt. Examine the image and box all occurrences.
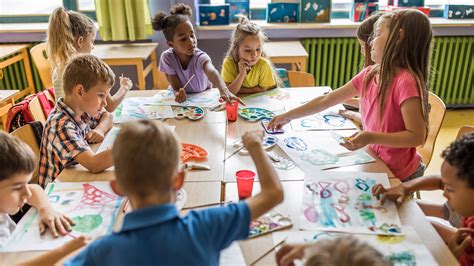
[159,48,212,93]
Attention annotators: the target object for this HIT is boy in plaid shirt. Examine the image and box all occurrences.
[39,55,116,186]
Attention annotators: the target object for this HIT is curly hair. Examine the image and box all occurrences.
[152,3,192,41]
[441,132,474,188]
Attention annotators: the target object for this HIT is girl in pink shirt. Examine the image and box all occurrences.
[269,9,432,181]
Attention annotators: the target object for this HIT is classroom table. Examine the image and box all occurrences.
[92,43,168,90]
[0,45,35,100]
[264,41,309,72]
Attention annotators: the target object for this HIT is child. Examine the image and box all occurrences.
[0,132,87,264]
[221,17,277,94]
[269,10,432,182]
[46,7,132,111]
[152,4,238,103]
[38,54,115,187]
[373,132,474,266]
[64,121,283,265]
[276,235,391,266]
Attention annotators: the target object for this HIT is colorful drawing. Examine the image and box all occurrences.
[173,106,205,121]
[113,97,175,123]
[290,108,357,131]
[241,88,289,112]
[299,172,402,235]
[272,226,437,265]
[279,131,375,171]
[1,182,122,252]
[238,107,275,122]
[152,89,221,108]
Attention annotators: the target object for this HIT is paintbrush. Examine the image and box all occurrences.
[181,201,232,210]
[223,146,245,162]
[182,74,195,90]
[122,199,129,213]
[250,237,287,265]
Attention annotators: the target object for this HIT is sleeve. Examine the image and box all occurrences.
[394,72,420,107]
[196,51,212,69]
[350,66,372,92]
[52,122,90,165]
[195,202,251,251]
[258,59,277,88]
[221,57,237,83]
[159,50,177,75]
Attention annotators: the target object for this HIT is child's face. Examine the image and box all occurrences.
[441,160,474,218]
[79,81,111,117]
[169,21,197,56]
[76,31,96,54]
[238,35,262,66]
[0,173,32,215]
[370,20,389,64]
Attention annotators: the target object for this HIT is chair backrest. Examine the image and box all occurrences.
[28,96,47,123]
[30,43,53,89]
[0,103,12,129]
[11,123,42,184]
[287,70,315,87]
[456,126,474,140]
[417,92,446,167]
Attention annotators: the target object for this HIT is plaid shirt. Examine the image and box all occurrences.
[38,99,99,187]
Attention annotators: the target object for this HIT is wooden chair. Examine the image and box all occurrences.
[28,96,47,123]
[0,103,12,130]
[287,70,315,87]
[456,126,474,139]
[11,123,42,184]
[30,43,53,89]
[417,92,446,168]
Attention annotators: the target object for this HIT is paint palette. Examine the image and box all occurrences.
[249,211,292,238]
[238,107,275,122]
[173,106,204,121]
[233,136,278,153]
[181,143,208,162]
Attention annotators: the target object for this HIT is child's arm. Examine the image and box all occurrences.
[342,98,426,150]
[27,184,75,237]
[203,61,240,103]
[372,175,443,205]
[16,236,88,266]
[225,59,249,95]
[268,81,359,130]
[104,76,133,112]
[242,131,284,220]
[165,73,188,103]
[448,228,473,259]
[75,149,113,174]
[86,111,113,144]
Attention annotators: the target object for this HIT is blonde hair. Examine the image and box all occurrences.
[46,7,96,69]
[62,54,115,95]
[113,120,181,195]
[304,236,392,266]
[364,9,432,138]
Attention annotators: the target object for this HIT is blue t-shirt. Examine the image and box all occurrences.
[65,202,250,266]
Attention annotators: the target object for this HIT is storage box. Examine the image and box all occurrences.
[226,0,250,22]
[300,0,331,23]
[350,3,378,22]
[387,5,430,16]
[444,5,474,19]
[198,4,230,26]
[267,3,299,23]
[353,0,379,2]
[392,0,424,7]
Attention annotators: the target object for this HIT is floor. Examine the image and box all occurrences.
[421,109,474,203]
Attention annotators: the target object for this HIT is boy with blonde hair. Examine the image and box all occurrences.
[39,54,115,187]
[65,121,284,265]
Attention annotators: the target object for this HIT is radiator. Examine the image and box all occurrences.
[303,36,474,106]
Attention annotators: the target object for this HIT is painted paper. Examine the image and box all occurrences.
[300,172,402,235]
[273,226,438,265]
[278,131,375,171]
[152,88,221,108]
[1,182,122,252]
[114,97,175,123]
[288,105,357,131]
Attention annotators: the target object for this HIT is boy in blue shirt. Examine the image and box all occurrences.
[65,120,284,265]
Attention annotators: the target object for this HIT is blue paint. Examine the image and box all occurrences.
[323,114,347,127]
[284,137,308,151]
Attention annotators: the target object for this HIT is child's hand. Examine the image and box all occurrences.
[275,243,308,266]
[238,59,251,75]
[338,109,361,122]
[340,131,372,150]
[119,76,133,91]
[58,235,90,254]
[448,228,474,258]
[372,183,408,205]
[175,88,187,103]
[268,114,291,131]
[218,87,245,105]
[241,130,264,151]
[38,207,75,237]
[86,128,105,144]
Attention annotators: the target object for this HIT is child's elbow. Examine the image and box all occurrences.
[270,185,284,205]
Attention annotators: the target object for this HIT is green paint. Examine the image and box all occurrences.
[46,183,55,196]
[387,251,416,266]
[359,209,375,222]
[72,214,103,233]
[358,193,372,202]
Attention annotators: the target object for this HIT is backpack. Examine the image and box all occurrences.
[5,88,56,133]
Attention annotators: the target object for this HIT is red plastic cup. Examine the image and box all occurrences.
[236,170,255,200]
[226,101,238,122]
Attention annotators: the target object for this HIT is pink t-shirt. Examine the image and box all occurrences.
[460,216,474,266]
[351,67,422,180]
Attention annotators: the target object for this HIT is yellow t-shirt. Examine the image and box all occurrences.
[221,57,276,88]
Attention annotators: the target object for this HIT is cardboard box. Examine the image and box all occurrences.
[300,0,331,23]
[198,4,230,26]
[351,3,378,22]
[444,5,474,19]
[267,3,299,23]
[226,0,250,22]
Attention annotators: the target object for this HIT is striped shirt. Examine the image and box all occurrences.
[38,99,99,187]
